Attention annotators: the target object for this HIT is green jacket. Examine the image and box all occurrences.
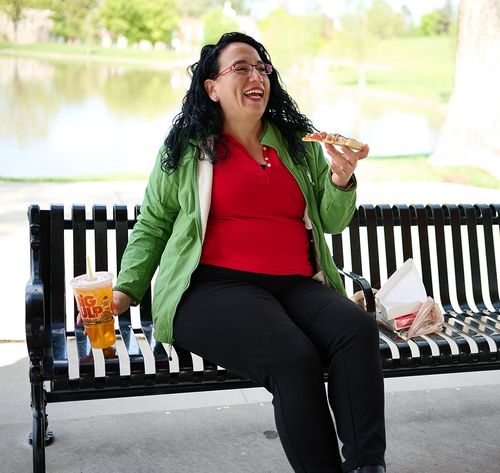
[115,122,357,345]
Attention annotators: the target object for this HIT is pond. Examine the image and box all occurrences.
[0,56,446,179]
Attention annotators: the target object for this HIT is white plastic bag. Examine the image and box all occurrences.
[401,296,444,340]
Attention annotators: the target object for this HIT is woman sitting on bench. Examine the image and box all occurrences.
[112,32,386,473]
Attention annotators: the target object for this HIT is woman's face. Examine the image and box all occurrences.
[204,42,271,125]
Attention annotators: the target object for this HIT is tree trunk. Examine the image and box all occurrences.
[430,0,500,178]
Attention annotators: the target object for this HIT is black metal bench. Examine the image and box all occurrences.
[26,203,500,473]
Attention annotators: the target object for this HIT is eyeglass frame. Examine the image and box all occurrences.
[213,61,273,80]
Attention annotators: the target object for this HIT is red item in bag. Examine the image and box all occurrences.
[393,313,417,330]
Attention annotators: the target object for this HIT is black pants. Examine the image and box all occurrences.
[173,264,386,473]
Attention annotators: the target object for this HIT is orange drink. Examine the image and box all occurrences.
[70,271,116,349]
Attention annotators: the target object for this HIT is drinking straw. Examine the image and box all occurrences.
[86,256,96,281]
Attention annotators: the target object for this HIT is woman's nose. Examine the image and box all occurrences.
[249,67,263,81]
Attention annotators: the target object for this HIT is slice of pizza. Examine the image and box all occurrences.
[302,132,365,151]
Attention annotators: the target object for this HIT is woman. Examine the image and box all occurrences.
[113,32,386,473]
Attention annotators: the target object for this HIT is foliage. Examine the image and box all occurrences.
[201,7,239,45]
[334,0,414,86]
[420,7,453,36]
[100,0,179,44]
[177,0,248,17]
[49,0,99,42]
[365,0,406,39]
[258,8,327,69]
[340,0,408,43]
[0,0,27,37]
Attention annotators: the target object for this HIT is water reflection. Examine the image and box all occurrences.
[0,56,446,178]
[0,56,188,177]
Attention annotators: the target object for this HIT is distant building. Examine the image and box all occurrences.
[173,17,204,53]
[0,8,53,44]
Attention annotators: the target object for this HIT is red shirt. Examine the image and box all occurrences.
[200,133,314,276]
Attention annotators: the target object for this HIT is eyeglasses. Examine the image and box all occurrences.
[214,62,273,79]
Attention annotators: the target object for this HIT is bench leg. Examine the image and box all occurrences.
[28,364,53,473]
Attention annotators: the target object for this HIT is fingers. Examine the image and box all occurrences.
[325,142,368,162]
[326,143,369,188]
[112,290,131,316]
[327,145,356,173]
[357,143,369,160]
[76,313,88,336]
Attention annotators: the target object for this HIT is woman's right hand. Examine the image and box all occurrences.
[76,290,132,334]
[112,290,132,316]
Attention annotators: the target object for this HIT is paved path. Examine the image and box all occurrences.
[2,342,500,473]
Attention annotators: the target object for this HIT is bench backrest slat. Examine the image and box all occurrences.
[413,205,434,297]
[114,205,132,324]
[93,205,109,272]
[430,205,452,309]
[49,206,66,327]
[463,205,486,310]
[480,205,500,309]
[446,205,466,311]
[379,205,397,278]
[398,205,414,262]
[71,205,87,282]
[364,205,382,289]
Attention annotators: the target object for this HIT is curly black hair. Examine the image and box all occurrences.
[161,31,315,172]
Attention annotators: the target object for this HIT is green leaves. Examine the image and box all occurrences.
[100,0,178,44]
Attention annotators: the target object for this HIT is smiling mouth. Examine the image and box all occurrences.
[244,89,264,99]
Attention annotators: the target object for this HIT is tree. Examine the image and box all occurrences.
[202,7,239,45]
[430,0,500,177]
[50,0,99,42]
[259,8,326,69]
[339,0,407,87]
[177,0,249,17]
[420,7,452,36]
[0,0,27,41]
[365,0,405,39]
[100,0,179,44]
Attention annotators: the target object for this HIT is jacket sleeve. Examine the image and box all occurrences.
[309,141,357,235]
[114,149,180,303]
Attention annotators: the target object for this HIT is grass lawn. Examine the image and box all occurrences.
[0,41,187,61]
[356,155,499,189]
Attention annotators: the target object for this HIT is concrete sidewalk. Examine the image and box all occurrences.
[3,342,500,473]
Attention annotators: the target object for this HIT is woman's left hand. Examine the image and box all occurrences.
[325,143,369,188]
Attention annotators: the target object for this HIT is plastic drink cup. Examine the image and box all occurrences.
[69,271,116,349]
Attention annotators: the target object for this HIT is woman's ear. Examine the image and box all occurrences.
[204,79,219,102]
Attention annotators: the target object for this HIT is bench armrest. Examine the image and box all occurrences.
[26,205,48,366]
[25,279,46,363]
[338,267,376,316]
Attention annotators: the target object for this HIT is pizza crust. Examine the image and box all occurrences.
[302,132,364,151]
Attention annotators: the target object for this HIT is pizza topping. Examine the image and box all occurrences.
[302,131,364,150]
